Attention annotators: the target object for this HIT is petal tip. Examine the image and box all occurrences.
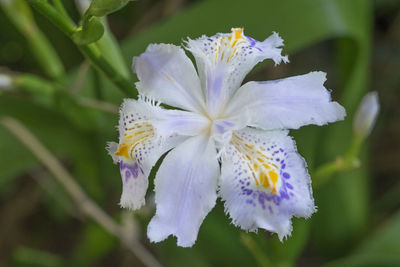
[106,141,119,164]
[119,195,145,210]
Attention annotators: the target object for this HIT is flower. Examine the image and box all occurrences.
[107,28,346,247]
[353,91,379,139]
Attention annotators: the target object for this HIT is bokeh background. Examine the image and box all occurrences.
[0,0,399,266]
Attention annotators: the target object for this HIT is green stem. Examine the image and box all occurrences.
[28,0,76,35]
[27,28,66,80]
[8,72,118,113]
[27,0,135,97]
[312,137,362,188]
[50,0,69,18]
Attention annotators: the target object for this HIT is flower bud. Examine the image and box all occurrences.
[353,91,379,138]
[0,74,13,91]
[75,0,91,15]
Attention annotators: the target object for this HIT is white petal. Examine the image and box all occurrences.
[147,135,219,247]
[133,44,205,113]
[185,28,288,117]
[120,98,209,139]
[109,98,193,210]
[119,161,148,210]
[219,128,315,240]
[107,143,150,210]
[154,108,210,137]
[224,71,346,130]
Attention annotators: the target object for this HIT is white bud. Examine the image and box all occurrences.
[75,0,92,15]
[0,74,13,91]
[353,91,380,138]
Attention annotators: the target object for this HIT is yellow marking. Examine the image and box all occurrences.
[226,48,238,62]
[231,40,238,48]
[262,163,270,169]
[233,133,243,141]
[233,28,244,39]
[260,173,270,188]
[129,135,150,158]
[270,162,279,169]
[230,132,281,195]
[164,74,174,82]
[115,143,130,158]
[269,170,278,184]
[115,122,155,160]
[124,135,134,139]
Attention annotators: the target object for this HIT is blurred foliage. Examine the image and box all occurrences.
[0,0,399,266]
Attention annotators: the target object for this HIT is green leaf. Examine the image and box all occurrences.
[73,222,118,266]
[86,0,133,17]
[72,16,104,45]
[323,211,400,266]
[0,0,65,79]
[13,246,64,267]
[0,95,102,199]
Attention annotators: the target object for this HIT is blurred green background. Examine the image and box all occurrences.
[0,0,399,266]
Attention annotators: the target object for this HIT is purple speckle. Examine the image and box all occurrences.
[268,206,273,214]
[286,183,293,190]
[283,172,290,179]
[120,161,140,182]
[246,36,257,46]
[273,196,281,205]
[280,190,289,200]
[244,189,253,195]
[124,170,131,181]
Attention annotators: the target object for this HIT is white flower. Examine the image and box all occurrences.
[353,91,379,138]
[107,28,346,247]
